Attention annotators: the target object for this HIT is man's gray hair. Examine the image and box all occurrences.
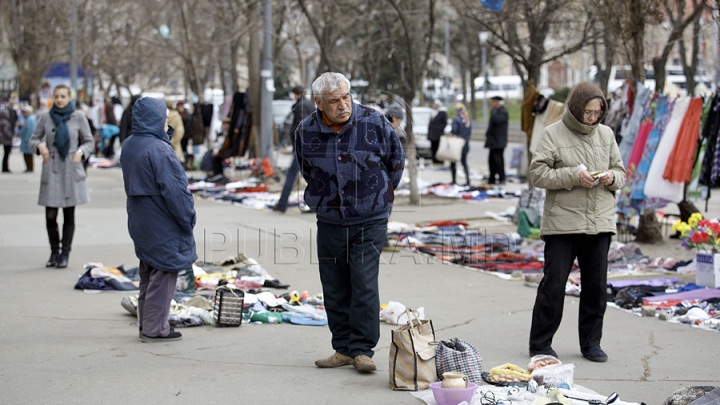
[312,72,351,102]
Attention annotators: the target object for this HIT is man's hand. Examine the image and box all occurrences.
[599,170,614,186]
[72,150,83,163]
[38,143,50,163]
[578,170,595,188]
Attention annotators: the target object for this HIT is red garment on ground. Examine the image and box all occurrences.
[663,97,703,183]
[424,220,470,227]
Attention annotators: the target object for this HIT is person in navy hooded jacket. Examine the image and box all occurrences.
[121,97,197,342]
[295,72,405,373]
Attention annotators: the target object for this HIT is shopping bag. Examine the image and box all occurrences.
[435,135,465,163]
[389,309,438,391]
[435,337,483,384]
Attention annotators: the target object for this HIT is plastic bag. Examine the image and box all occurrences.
[380,301,425,325]
[531,363,574,387]
[527,354,562,372]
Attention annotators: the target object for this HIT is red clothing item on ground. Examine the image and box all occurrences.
[663,97,703,183]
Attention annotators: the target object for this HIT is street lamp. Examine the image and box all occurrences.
[478,32,489,124]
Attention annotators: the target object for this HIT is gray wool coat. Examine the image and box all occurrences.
[29,110,94,207]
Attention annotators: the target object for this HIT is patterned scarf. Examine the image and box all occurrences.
[49,102,76,160]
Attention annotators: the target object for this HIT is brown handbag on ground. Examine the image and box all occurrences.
[389,309,438,391]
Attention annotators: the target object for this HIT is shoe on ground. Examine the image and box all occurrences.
[582,345,608,362]
[315,352,353,368]
[529,346,558,358]
[262,279,290,289]
[141,331,182,343]
[46,251,60,267]
[56,253,69,268]
[353,355,377,372]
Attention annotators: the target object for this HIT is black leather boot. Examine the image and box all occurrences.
[46,223,60,267]
[58,223,75,268]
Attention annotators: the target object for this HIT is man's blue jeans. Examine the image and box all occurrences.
[275,155,300,212]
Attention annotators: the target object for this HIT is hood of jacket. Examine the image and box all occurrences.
[132,97,169,143]
[565,82,608,124]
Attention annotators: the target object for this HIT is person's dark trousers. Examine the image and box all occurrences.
[23,154,33,172]
[449,142,470,185]
[138,261,178,338]
[2,144,11,172]
[211,155,224,176]
[105,134,118,158]
[430,140,441,164]
[275,155,300,212]
[529,233,611,353]
[488,148,506,184]
[46,206,75,254]
[316,218,387,358]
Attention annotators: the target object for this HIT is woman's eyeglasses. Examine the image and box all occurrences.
[582,110,603,118]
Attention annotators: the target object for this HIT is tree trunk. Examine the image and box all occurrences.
[629,0,646,83]
[248,1,262,158]
[653,58,667,95]
[635,209,663,243]
[404,96,420,205]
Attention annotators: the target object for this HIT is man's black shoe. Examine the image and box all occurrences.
[582,345,608,362]
[141,331,182,343]
[529,347,558,358]
[263,279,290,289]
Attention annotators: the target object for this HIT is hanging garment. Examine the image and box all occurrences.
[629,96,674,202]
[644,96,691,203]
[700,95,720,186]
[521,85,540,142]
[663,97,703,183]
[619,82,650,165]
[628,121,653,173]
[529,100,564,154]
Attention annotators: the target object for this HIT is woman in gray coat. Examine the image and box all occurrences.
[29,84,94,268]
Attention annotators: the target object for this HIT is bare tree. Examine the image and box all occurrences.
[2,0,71,97]
[677,5,705,96]
[651,0,707,94]
[458,0,595,89]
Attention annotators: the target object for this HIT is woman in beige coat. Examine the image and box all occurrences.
[29,84,94,268]
[165,100,185,164]
[528,82,626,363]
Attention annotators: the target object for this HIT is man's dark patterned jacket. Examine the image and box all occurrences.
[294,102,405,226]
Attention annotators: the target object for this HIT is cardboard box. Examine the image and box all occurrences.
[695,252,720,288]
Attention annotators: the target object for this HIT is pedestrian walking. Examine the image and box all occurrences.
[295,72,405,372]
[0,109,13,173]
[450,103,472,185]
[120,97,197,343]
[428,99,448,164]
[29,84,95,268]
[528,82,626,362]
[485,96,509,184]
[19,105,37,172]
[273,85,316,213]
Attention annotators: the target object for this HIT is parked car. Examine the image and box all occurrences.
[272,99,295,134]
[398,106,452,159]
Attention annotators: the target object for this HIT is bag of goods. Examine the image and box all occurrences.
[488,363,532,383]
[527,354,561,372]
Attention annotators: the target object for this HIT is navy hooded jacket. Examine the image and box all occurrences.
[120,97,197,272]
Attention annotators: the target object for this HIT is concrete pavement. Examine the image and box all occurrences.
[0,152,718,405]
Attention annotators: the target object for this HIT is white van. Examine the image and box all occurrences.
[473,75,523,100]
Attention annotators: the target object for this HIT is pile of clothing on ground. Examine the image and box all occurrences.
[388,220,544,275]
[75,263,139,291]
[607,276,720,332]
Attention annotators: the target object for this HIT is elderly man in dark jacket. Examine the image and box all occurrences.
[120,97,197,343]
[485,96,509,184]
[273,86,316,213]
[295,72,405,373]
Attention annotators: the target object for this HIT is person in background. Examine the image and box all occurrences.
[485,96,509,185]
[165,100,185,165]
[120,97,196,343]
[29,84,94,268]
[528,82,626,363]
[450,103,472,185]
[177,101,192,169]
[19,106,37,172]
[119,95,140,145]
[296,72,404,373]
[428,99,448,165]
[0,109,13,173]
[273,85,315,213]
